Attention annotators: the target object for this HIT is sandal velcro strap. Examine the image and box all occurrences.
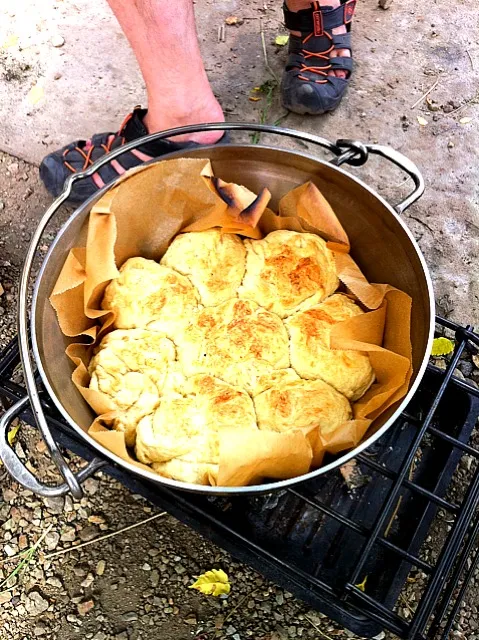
[283,1,356,35]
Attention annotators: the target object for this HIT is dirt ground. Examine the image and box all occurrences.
[0,0,478,638]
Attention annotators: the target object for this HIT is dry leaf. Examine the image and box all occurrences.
[431,337,454,357]
[27,83,45,106]
[249,96,261,102]
[355,575,368,592]
[225,16,243,25]
[7,423,20,446]
[189,569,230,596]
[459,117,472,125]
[275,35,289,46]
[1,34,19,49]
[417,116,428,126]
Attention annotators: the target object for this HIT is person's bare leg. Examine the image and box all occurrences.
[107,0,224,143]
[286,0,350,78]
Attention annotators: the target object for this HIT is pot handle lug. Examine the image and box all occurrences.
[334,139,425,214]
[0,397,106,498]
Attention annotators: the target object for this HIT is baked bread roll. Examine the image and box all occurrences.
[88,329,175,445]
[102,257,199,340]
[286,293,375,400]
[254,377,352,434]
[238,230,338,318]
[178,298,290,394]
[161,229,246,307]
[135,374,257,484]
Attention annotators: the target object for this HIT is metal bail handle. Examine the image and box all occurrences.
[17,122,424,497]
[0,397,106,498]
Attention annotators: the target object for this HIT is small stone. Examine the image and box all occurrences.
[66,614,80,624]
[184,615,197,625]
[53,72,62,80]
[60,527,76,542]
[150,569,159,587]
[373,633,386,640]
[83,478,99,495]
[43,496,64,515]
[34,624,48,636]
[174,564,186,575]
[46,576,63,589]
[77,599,95,616]
[96,560,106,576]
[448,141,455,149]
[226,626,237,635]
[25,592,49,616]
[18,534,28,550]
[2,488,17,502]
[0,201,4,210]
[142,563,151,571]
[81,573,95,588]
[92,633,107,640]
[4,544,16,557]
[50,35,65,47]
[8,162,19,174]
[78,525,98,542]
[122,611,138,622]
[275,592,284,605]
[114,632,128,640]
[73,565,88,577]
[233,635,241,640]
[44,531,60,551]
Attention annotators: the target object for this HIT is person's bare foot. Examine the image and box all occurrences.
[144,98,225,145]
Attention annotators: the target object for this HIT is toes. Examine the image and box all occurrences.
[329,48,350,77]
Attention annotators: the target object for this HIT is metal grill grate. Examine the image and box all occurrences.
[0,316,478,639]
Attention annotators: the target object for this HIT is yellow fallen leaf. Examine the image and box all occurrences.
[249,96,261,102]
[225,16,242,25]
[275,35,289,46]
[355,576,368,592]
[431,337,454,357]
[1,34,19,49]
[189,569,230,597]
[27,83,45,106]
[459,117,472,125]
[417,116,428,126]
[7,423,20,446]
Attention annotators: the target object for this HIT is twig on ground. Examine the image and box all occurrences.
[304,615,335,640]
[260,18,278,83]
[44,511,167,560]
[466,48,475,71]
[410,78,439,110]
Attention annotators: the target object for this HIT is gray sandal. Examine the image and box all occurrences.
[281,0,355,115]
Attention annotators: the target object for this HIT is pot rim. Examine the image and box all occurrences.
[31,143,435,494]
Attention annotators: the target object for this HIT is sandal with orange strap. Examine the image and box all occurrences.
[39,107,227,203]
[281,0,356,114]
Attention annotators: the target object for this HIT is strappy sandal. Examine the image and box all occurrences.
[281,0,356,115]
[40,107,226,203]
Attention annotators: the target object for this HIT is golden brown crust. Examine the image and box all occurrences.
[102,257,200,340]
[135,375,257,482]
[161,229,246,307]
[238,230,338,318]
[178,298,290,394]
[286,294,375,400]
[254,377,351,434]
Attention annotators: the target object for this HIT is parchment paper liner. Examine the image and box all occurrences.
[49,158,412,486]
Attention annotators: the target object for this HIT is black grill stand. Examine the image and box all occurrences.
[0,316,478,640]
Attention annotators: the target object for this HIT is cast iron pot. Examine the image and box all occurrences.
[0,124,434,499]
